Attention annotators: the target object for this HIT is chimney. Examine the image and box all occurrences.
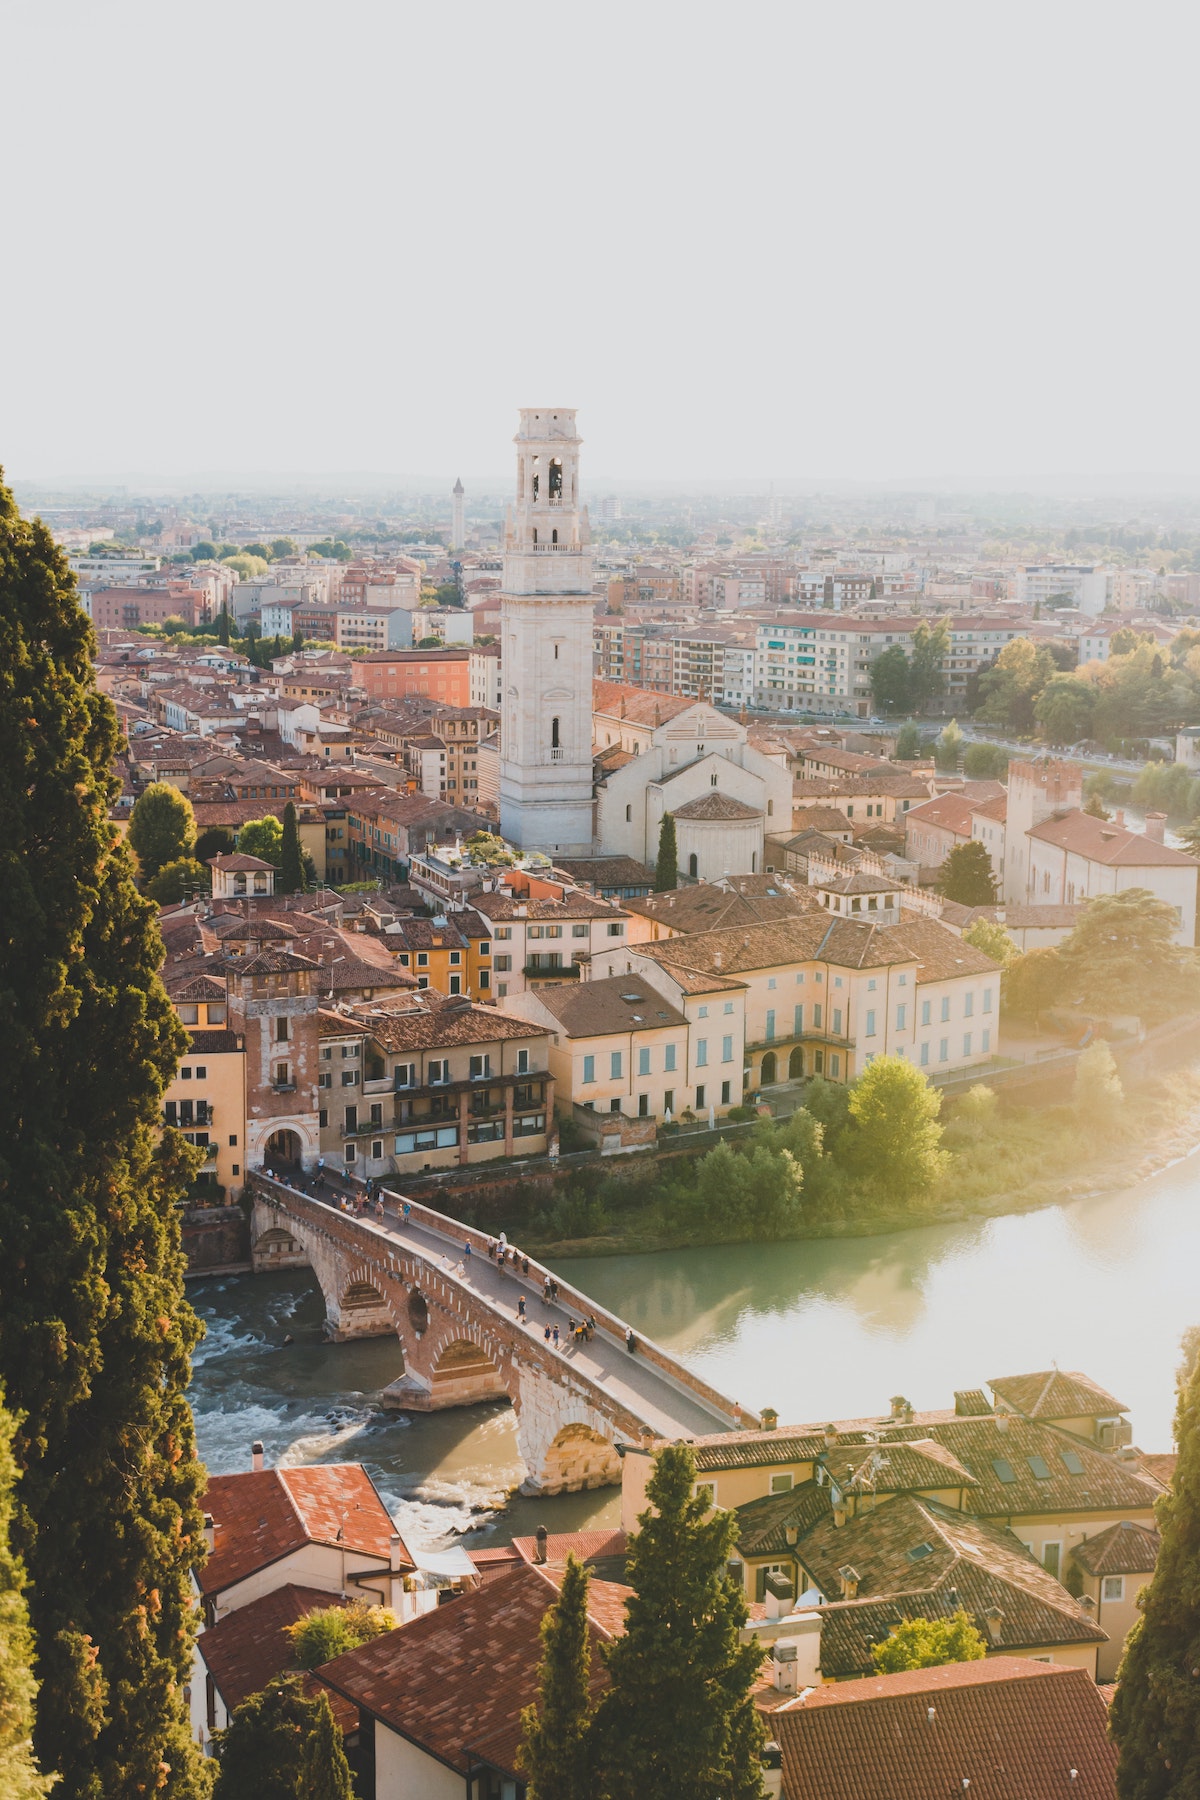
[1114,808,1125,829]
[983,1605,1005,1645]
[837,1565,859,1601]
[534,1525,549,1565]
[764,1572,795,1620]
[203,1513,215,1553]
[389,1533,403,1575]
[760,1407,778,1432]
[760,1741,783,1800]
[771,1613,822,1691]
[251,1441,265,1473]
[824,1424,839,1447]
[1144,811,1166,844]
[889,1395,910,1421]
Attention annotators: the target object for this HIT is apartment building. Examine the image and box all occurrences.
[358,647,479,709]
[508,973,694,1127]
[1011,566,1111,617]
[469,889,630,1001]
[161,972,246,1198]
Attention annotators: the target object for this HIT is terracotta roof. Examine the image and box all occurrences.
[471,891,625,922]
[200,1464,408,1596]
[197,1584,357,1727]
[903,793,977,836]
[323,958,413,993]
[773,1658,1116,1800]
[1027,809,1199,867]
[815,872,898,896]
[1137,1451,1177,1487]
[843,1438,978,1492]
[970,793,1008,823]
[592,680,695,727]
[209,915,294,942]
[791,805,855,834]
[230,949,319,976]
[318,1563,630,1779]
[522,973,687,1037]
[1069,1520,1160,1577]
[622,882,821,935]
[988,1369,1127,1421]
[164,972,227,1000]
[183,1029,240,1054]
[552,857,654,890]
[630,911,993,983]
[208,852,278,872]
[923,1416,1162,1516]
[882,918,1002,981]
[734,1479,833,1555]
[793,774,932,801]
[361,997,545,1053]
[670,791,763,822]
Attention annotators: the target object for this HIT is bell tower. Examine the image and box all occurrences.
[499,408,595,855]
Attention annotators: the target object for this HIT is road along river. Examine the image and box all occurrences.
[189,1145,1200,1552]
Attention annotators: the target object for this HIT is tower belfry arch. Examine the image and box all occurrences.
[499,408,595,856]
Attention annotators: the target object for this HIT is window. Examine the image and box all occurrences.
[695,1039,708,1067]
[939,1038,949,1062]
[963,1033,972,1056]
[722,1036,733,1063]
[194,1065,207,1080]
[1027,1456,1052,1480]
[1042,1542,1062,1579]
[517,1049,530,1074]
[449,950,461,965]
[765,1010,775,1041]
[494,955,512,971]
[813,1004,822,1028]
[626,804,632,821]
[695,1084,706,1107]
[583,1055,595,1084]
[572,923,589,938]
[982,1027,991,1053]
[694,1481,716,1506]
[1101,1575,1125,1603]
[180,1066,192,1080]
[274,1063,291,1087]
[344,1105,358,1133]
[964,992,974,1019]
[469,1054,492,1080]
[991,1458,1017,1484]
[607,922,624,937]
[341,1069,358,1086]
[698,1005,708,1019]
[275,1016,289,1042]
[769,1473,794,1495]
[664,1043,676,1072]
[417,952,429,967]
[638,1047,651,1076]
[832,1008,842,1034]
[866,1009,876,1037]
[429,1059,449,1084]
[1061,1450,1085,1476]
[829,1054,840,1077]
[610,1051,623,1079]
[983,987,994,1014]
[921,999,931,1027]
[920,1043,929,1067]
[940,996,950,1022]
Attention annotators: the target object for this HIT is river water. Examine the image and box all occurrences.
[189,1147,1200,1554]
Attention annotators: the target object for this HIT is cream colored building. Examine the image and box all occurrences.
[507,973,693,1124]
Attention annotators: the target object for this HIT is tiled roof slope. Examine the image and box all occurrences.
[671,791,762,821]
[197,1584,357,1727]
[1070,1520,1160,1576]
[318,1563,630,1779]
[623,882,821,934]
[773,1658,1116,1800]
[923,1417,1163,1516]
[988,1369,1127,1420]
[1027,809,1198,867]
[200,1464,407,1596]
[592,680,695,726]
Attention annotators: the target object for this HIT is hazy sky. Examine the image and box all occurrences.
[4,1,1198,485]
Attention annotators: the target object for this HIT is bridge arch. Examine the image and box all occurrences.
[429,1335,507,1407]
[538,1421,623,1493]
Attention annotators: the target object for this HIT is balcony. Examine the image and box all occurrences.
[524,961,579,980]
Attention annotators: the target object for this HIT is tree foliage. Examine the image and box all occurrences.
[146,856,210,906]
[843,1055,947,1204]
[0,1395,53,1800]
[934,718,964,770]
[655,812,678,892]
[284,1601,396,1671]
[962,741,1008,780]
[936,841,997,906]
[279,802,305,894]
[518,1555,596,1800]
[1110,1344,1200,1798]
[212,1680,348,1800]
[962,917,1016,965]
[236,816,284,866]
[128,781,197,883]
[908,619,949,712]
[869,646,911,716]
[871,1611,987,1674]
[1057,888,1200,1023]
[1073,1039,1123,1121]
[893,721,921,760]
[0,473,209,1799]
[590,1445,764,1800]
[1003,945,1065,1021]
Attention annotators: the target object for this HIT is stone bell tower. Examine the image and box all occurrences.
[499,408,595,856]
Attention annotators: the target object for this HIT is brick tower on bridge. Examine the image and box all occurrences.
[499,408,595,857]
[226,947,322,1171]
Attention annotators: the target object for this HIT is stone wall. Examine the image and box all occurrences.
[182,1205,250,1277]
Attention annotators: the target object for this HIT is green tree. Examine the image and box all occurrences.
[908,619,949,712]
[974,637,1054,733]
[1110,1344,1200,1798]
[1004,945,1064,1021]
[590,1445,764,1800]
[1083,790,1112,820]
[0,1394,54,1800]
[299,1697,353,1800]
[518,1555,596,1800]
[1073,1039,1123,1122]
[0,474,208,1798]
[191,541,217,561]
[146,856,210,906]
[195,826,235,865]
[933,718,964,770]
[962,741,1008,780]
[270,538,298,560]
[160,613,189,636]
[869,645,911,716]
[936,841,997,906]
[871,1610,987,1674]
[217,604,231,646]
[1034,673,1096,745]
[842,1056,947,1204]
[279,802,305,894]
[237,815,284,866]
[213,1679,346,1800]
[893,721,921,760]
[655,812,678,891]
[963,917,1016,965]
[128,781,197,883]
[240,543,273,563]
[284,1601,395,1671]
[220,554,269,582]
[290,630,304,655]
[1058,888,1200,1023]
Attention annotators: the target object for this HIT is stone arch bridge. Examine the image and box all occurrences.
[248,1174,750,1495]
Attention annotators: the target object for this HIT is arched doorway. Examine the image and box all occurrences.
[265,1128,302,1167]
[788,1046,804,1080]
[760,1051,777,1085]
[688,853,699,878]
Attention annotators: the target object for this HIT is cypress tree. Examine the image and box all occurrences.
[0,475,209,1800]
[589,1444,765,1800]
[298,1694,353,1800]
[279,802,305,894]
[217,605,230,646]
[1110,1348,1200,1798]
[128,781,197,884]
[214,1680,348,1800]
[518,1554,595,1800]
[0,1392,54,1799]
[654,811,678,891]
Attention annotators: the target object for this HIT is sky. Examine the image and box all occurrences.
[4,0,1199,487]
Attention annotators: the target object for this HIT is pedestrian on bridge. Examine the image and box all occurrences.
[375,1197,384,1222]
[542,1277,552,1304]
[625,1328,637,1354]
[464,1241,472,1261]
[552,1325,560,1348]
[402,1200,411,1225]
[544,1324,552,1343]
[517,1295,527,1322]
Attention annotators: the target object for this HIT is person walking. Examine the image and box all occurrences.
[625,1328,637,1354]
[521,1254,529,1275]
[517,1295,527,1322]
[543,1276,552,1304]
[402,1200,411,1226]
[543,1323,552,1343]
[552,1325,560,1349]
[464,1240,472,1261]
[375,1196,384,1221]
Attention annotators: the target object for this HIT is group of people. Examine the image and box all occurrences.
[485,1232,531,1277]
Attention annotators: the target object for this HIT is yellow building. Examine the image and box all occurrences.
[1067,1520,1160,1682]
[506,973,693,1126]
[162,973,247,1198]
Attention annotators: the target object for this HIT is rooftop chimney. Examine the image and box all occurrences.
[251,1441,265,1473]
[889,1395,911,1421]
[535,1525,549,1565]
[764,1572,795,1619]
[838,1565,860,1601]
[1144,811,1166,844]
[760,1407,778,1431]
[760,1741,783,1800]
[389,1532,403,1575]
[983,1605,1005,1645]
[1114,808,1125,829]
[203,1513,215,1553]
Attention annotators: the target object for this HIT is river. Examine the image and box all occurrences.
[189,1147,1200,1554]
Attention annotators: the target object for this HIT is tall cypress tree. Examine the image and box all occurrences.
[655,812,678,891]
[279,802,305,894]
[1110,1348,1200,1798]
[298,1694,353,1800]
[0,475,209,1800]
[590,1444,765,1800]
[0,1391,53,1799]
[518,1554,595,1800]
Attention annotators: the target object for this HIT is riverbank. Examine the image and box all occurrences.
[518,1049,1200,1261]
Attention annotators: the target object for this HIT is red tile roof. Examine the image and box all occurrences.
[200,1464,409,1596]
[773,1657,1116,1800]
[1070,1519,1160,1577]
[903,793,977,836]
[197,1584,357,1727]
[988,1369,1127,1420]
[318,1562,631,1779]
[1027,809,1198,867]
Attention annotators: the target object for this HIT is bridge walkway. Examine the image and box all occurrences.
[272,1172,739,1442]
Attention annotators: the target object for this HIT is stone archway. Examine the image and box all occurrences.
[428,1336,508,1408]
[538,1422,623,1494]
[788,1046,804,1080]
[760,1050,778,1086]
[265,1128,303,1166]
